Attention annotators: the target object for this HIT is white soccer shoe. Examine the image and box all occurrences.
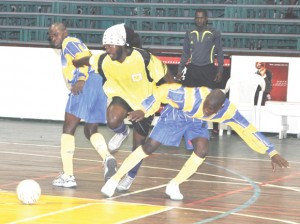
[117,175,135,192]
[101,178,118,198]
[104,155,117,183]
[52,173,77,188]
[108,127,130,153]
[165,182,184,200]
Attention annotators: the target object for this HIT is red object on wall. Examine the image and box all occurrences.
[156,55,231,67]
[156,56,181,64]
[265,62,289,102]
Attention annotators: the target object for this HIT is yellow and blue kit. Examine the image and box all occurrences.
[61,36,107,123]
[143,83,277,157]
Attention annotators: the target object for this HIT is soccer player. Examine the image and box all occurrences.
[101,83,289,199]
[72,23,175,191]
[48,22,116,187]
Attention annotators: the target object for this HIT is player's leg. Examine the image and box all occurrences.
[101,137,161,197]
[166,119,209,200]
[85,123,117,182]
[116,114,154,191]
[115,131,145,191]
[53,112,80,188]
[101,111,187,197]
[107,97,131,152]
[166,137,208,200]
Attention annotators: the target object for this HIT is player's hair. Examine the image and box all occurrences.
[124,25,142,48]
[51,22,67,32]
[195,9,208,17]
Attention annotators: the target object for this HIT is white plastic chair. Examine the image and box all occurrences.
[219,75,265,136]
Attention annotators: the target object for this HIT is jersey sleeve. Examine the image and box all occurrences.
[62,38,90,83]
[147,54,168,83]
[178,31,191,73]
[223,107,278,158]
[142,83,182,117]
[214,29,224,74]
[89,54,101,74]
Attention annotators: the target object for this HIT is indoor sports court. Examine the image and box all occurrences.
[0,118,299,224]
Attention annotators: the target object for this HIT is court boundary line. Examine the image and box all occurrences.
[0,141,298,223]
[2,191,297,224]
[0,141,299,164]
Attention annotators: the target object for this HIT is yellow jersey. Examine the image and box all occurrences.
[90,48,167,110]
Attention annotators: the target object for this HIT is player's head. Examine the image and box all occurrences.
[194,9,208,28]
[48,22,68,49]
[202,89,226,117]
[102,23,141,61]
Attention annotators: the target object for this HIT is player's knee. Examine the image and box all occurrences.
[142,147,153,155]
[194,147,208,158]
[142,140,159,155]
[107,116,123,129]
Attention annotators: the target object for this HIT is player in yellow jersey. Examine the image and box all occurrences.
[73,24,175,191]
[101,83,289,200]
[48,22,117,187]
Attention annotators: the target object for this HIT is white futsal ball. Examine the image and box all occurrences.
[16,179,41,205]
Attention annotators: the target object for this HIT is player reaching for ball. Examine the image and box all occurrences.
[101,84,289,200]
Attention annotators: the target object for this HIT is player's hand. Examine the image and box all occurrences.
[271,154,290,172]
[174,72,183,82]
[128,110,145,122]
[175,67,187,82]
[214,71,223,83]
[71,80,85,95]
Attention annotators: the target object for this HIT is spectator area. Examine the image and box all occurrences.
[0,0,299,55]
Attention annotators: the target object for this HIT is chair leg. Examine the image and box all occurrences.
[219,128,223,136]
[279,115,288,139]
[227,126,232,135]
[218,123,231,136]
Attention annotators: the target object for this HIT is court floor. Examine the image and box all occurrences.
[0,118,299,224]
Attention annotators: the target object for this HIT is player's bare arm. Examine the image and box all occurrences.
[72,55,91,68]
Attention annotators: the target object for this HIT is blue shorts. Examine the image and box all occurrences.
[149,107,209,150]
[66,73,107,124]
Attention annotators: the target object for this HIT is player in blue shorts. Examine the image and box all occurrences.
[48,22,116,188]
[101,83,289,200]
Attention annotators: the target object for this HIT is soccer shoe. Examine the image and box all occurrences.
[117,174,135,192]
[101,178,118,197]
[104,155,117,182]
[165,182,183,200]
[52,173,77,188]
[108,127,130,153]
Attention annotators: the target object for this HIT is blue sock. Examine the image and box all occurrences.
[128,160,143,178]
[128,145,143,178]
[112,121,127,134]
